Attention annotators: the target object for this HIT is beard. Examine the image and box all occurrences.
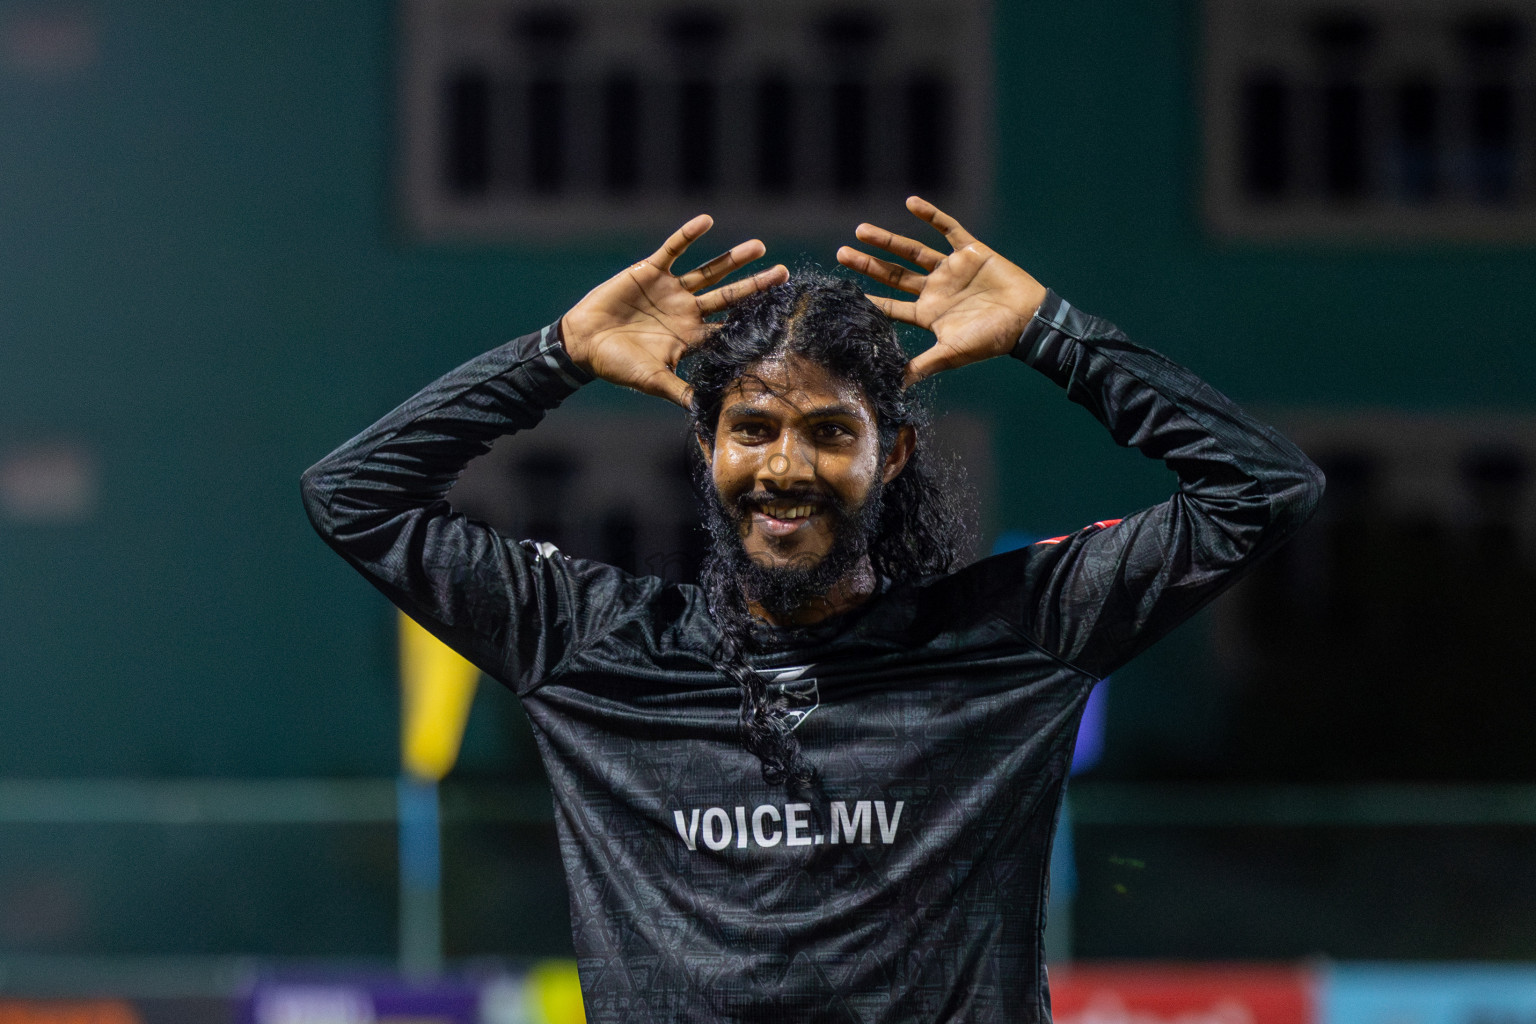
[700,480,886,620]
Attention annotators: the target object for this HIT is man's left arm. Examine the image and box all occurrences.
[839,196,1324,678]
[999,290,1324,677]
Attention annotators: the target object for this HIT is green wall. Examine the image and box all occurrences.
[1,0,1531,779]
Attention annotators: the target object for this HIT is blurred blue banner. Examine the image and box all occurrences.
[1325,965,1536,1024]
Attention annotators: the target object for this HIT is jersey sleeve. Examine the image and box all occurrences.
[299,323,632,695]
[1000,290,1325,679]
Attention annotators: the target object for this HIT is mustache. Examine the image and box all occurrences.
[735,488,836,513]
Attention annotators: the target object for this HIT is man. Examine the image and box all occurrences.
[302,197,1322,1022]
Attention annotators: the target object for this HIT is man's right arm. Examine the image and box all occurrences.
[302,218,787,691]
[300,323,614,693]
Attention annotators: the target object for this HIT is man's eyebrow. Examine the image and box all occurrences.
[721,401,866,421]
[722,402,772,420]
[802,403,864,420]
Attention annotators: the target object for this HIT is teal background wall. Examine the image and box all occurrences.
[1,0,1532,789]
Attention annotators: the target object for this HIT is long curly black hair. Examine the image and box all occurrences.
[682,273,973,787]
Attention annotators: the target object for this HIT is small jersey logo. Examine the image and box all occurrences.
[763,664,819,732]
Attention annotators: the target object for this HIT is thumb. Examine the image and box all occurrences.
[634,367,694,410]
[902,346,964,389]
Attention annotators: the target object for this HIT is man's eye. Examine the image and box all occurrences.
[732,422,770,440]
[815,423,852,441]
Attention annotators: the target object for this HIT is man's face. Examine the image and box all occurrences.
[699,354,908,588]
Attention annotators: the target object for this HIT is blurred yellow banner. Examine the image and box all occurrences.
[527,960,587,1024]
[398,611,480,781]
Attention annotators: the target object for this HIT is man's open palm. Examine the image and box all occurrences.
[837,196,1047,388]
[561,216,788,408]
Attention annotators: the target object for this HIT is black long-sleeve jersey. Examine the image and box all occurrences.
[302,291,1323,1023]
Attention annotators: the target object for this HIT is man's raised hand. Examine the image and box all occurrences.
[836,196,1048,389]
[561,216,789,408]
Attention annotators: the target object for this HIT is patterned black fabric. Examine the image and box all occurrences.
[301,294,1323,1023]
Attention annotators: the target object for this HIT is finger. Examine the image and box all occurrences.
[676,238,766,292]
[634,366,695,409]
[906,195,977,250]
[695,264,789,317]
[852,222,944,271]
[903,345,967,389]
[863,293,919,325]
[648,214,714,271]
[836,246,927,295]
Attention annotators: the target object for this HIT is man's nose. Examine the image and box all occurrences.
[760,432,815,487]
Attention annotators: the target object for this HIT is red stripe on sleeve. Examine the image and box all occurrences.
[1033,518,1122,547]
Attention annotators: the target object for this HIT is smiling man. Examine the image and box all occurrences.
[704,349,907,624]
[302,198,1323,1022]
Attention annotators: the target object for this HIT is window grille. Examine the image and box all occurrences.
[1205,0,1536,240]
[1212,412,1536,779]
[400,0,992,241]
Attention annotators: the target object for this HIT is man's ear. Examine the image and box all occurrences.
[697,433,714,468]
[881,425,916,484]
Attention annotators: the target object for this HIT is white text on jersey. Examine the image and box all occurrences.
[671,800,904,851]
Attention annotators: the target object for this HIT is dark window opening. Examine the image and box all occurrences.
[444,72,491,196]
[662,12,727,193]
[1241,73,1291,200]
[1468,82,1515,203]
[1392,78,1439,202]
[527,79,566,193]
[513,8,580,195]
[1308,14,1375,204]
[905,75,951,192]
[604,75,642,192]
[820,11,882,196]
[831,80,868,193]
[755,76,795,193]
[1457,12,1522,203]
[678,79,717,192]
[1321,81,1368,201]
